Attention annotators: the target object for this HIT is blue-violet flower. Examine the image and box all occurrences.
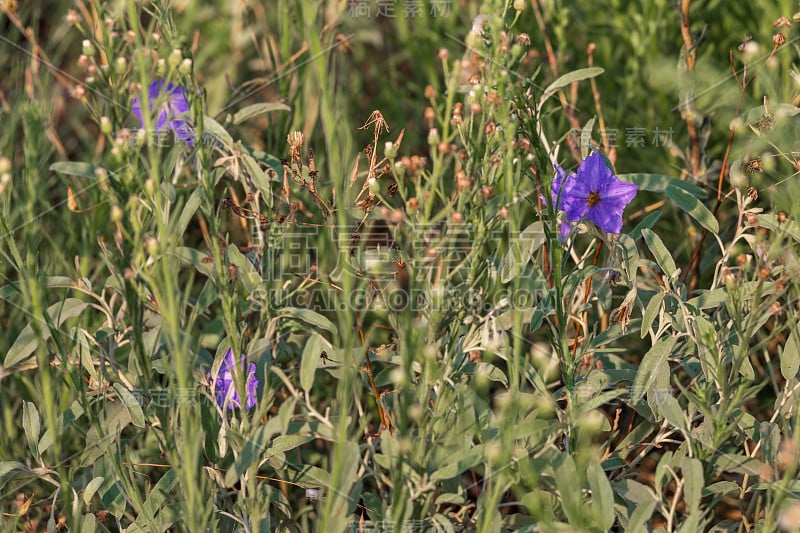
[131,79,195,146]
[210,348,258,410]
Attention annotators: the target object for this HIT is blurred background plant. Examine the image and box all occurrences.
[1,0,800,531]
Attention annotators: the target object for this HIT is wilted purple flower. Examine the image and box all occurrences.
[210,349,258,410]
[131,79,195,146]
[551,152,638,237]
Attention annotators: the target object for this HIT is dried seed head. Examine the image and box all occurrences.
[516,33,531,46]
[450,212,463,223]
[65,9,80,25]
[73,84,86,100]
[437,141,450,154]
[456,170,472,191]
[424,106,435,127]
[470,101,482,114]
[287,131,304,159]
[481,185,493,198]
[0,156,10,174]
[773,16,792,28]
[77,54,90,69]
[437,48,449,61]
[499,206,509,219]
[778,211,788,223]
[391,209,403,224]
[484,121,496,136]
[773,32,787,47]
[407,197,418,211]
[746,213,759,227]
[424,85,436,99]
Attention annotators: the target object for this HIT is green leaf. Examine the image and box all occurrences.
[22,401,41,459]
[137,468,178,527]
[175,188,204,239]
[202,115,233,147]
[82,477,105,506]
[627,500,656,532]
[629,211,662,241]
[780,325,800,381]
[756,213,800,242]
[4,298,89,368]
[615,233,639,285]
[173,246,214,276]
[0,461,27,491]
[631,336,676,404]
[554,454,585,528]
[587,459,615,530]
[113,383,145,428]
[641,291,665,338]
[49,161,100,179]
[241,153,275,210]
[80,513,97,533]
[641,228,677,278]
[430,444,486,481]
[618,173,706,197]
[539,67,604,109]
[666,185,719,234]
[300,333,326,392]
[703,481,740,495]
[233,102,291,125]
[278,308,338,337]
[500,221,545,283]
[580,117,596,159]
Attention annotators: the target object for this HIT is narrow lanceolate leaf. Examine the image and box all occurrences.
[618,173,706,197]
[233,102,291,125]
[641,291,665,338]
[666,185,719,234]
[587,459,615,530]
[113,383,146,428]
[50,161,100,179]
[631,336,676,404]
[300,333,326,392]
[4,299,89,368]
[538,67,604,109]
[781,325,800,381]
[641,229,677,278]
[22,402,41,459]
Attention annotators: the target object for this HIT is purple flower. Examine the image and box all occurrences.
[131,79,195,146]
[551,152,638,236]
[210,349,258,410]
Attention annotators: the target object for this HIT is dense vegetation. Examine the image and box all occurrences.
[2,1,800,531]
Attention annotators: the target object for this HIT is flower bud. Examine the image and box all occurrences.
[427,128,440,146]
[179,58,192,75]
[168,48,182,69]
[100,116,112,134]
[383,141,397,161]
[82,39,95,56]
[156,58,166,76]
[65,10,80,25]
[114,57,127,75]
[144,178,155,196]
[513,0,526,12]
[110,204,123,223]
[145,237,160,256]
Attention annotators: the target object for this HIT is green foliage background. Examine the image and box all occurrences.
[1,0,800,531]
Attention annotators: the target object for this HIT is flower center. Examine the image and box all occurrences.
[586,191,601,207]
